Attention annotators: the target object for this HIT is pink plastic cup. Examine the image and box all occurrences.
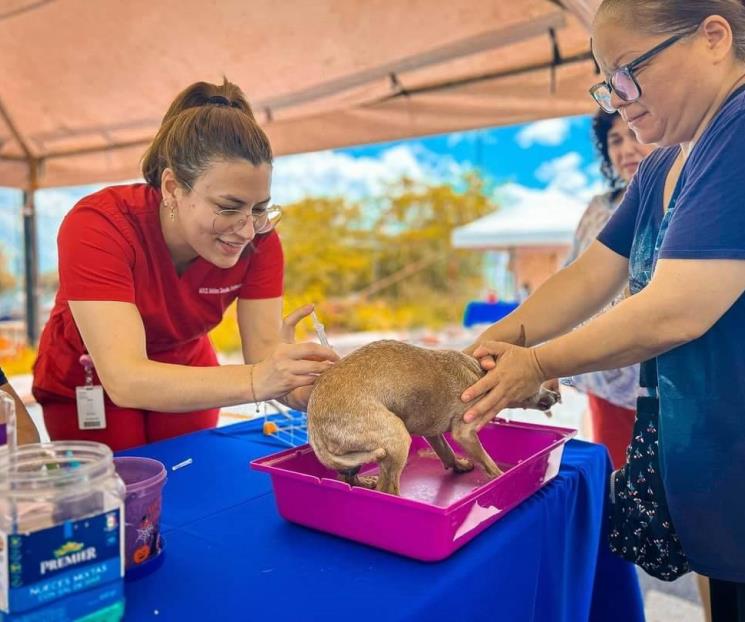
[113,457,166,571]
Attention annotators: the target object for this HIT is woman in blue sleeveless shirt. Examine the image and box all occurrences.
[462,1,745,618]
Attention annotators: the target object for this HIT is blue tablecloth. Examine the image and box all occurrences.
[463,301,520,328]
[119,421,644,622]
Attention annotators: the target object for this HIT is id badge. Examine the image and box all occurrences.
[76,385,106,430]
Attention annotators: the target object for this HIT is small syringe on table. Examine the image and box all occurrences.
[310,310,332,350]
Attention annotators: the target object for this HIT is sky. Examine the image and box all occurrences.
[271,114,603,203]
[0,113,605,279]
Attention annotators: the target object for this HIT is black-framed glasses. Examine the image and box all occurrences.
[589,26,699,113]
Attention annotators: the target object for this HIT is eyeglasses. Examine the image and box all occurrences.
[589,26,699,113]
[213,204,282,235]
[179,182,282,235]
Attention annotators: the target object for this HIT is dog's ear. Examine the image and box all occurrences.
[516,324,527,347]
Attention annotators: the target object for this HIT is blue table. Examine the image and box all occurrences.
[463,301,519,328]
[120,421,644,622]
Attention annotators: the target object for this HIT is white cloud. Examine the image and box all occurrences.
[584,160,602,179]
[272,144,463,204]
[446,129,498,148]
[534,152,604,203]
[535,151,583,184]
[516,118,571,148]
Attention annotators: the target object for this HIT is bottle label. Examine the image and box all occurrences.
[1,507,123,614]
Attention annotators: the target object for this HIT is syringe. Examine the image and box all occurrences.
[310,310,331,349]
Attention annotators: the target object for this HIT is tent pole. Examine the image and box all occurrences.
[0,95,40,345]
[22,162,40,346]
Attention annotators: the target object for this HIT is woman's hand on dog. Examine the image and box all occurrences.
[460,341,547,429]
[253,342,338,401]
[245,304,337,407]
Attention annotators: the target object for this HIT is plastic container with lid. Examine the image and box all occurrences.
[0,409,126,621]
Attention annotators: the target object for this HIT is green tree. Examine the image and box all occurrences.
[279,172,497,331]
[280,196,377,303]
[366,172,496,322]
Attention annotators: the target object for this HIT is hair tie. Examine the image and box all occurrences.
[206,95,232,107]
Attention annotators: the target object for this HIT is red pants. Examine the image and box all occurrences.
[42,401,219,452]
[587,393,636,470]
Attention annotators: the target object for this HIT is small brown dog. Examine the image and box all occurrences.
[307,335,559,495]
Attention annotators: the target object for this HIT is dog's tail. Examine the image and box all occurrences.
[308,426,387,472]
[323,448,387,472]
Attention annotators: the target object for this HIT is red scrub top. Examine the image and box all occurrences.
[32,183,283,405]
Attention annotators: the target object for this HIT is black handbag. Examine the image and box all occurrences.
[607,359,690,581]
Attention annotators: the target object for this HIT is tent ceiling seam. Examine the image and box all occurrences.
[373,49,593,103]
[0,97,33,161]
[255,10,566,112]
[0,0,56,22]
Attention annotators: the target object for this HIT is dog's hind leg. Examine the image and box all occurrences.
[375,416,411,496]
[450,421,503,478]
[425,434,474,473]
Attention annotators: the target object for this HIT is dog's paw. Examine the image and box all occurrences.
[537,389,560,411]
[356,475,379,489]
[451,457,475,473]
[483,464,504,478]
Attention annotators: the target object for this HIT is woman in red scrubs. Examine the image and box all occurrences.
[32,79,338,451]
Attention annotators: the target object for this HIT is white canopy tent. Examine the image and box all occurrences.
[451,184,588,300]
[451,184,587,249]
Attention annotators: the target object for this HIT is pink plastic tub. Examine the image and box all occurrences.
[251,419,576,561]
